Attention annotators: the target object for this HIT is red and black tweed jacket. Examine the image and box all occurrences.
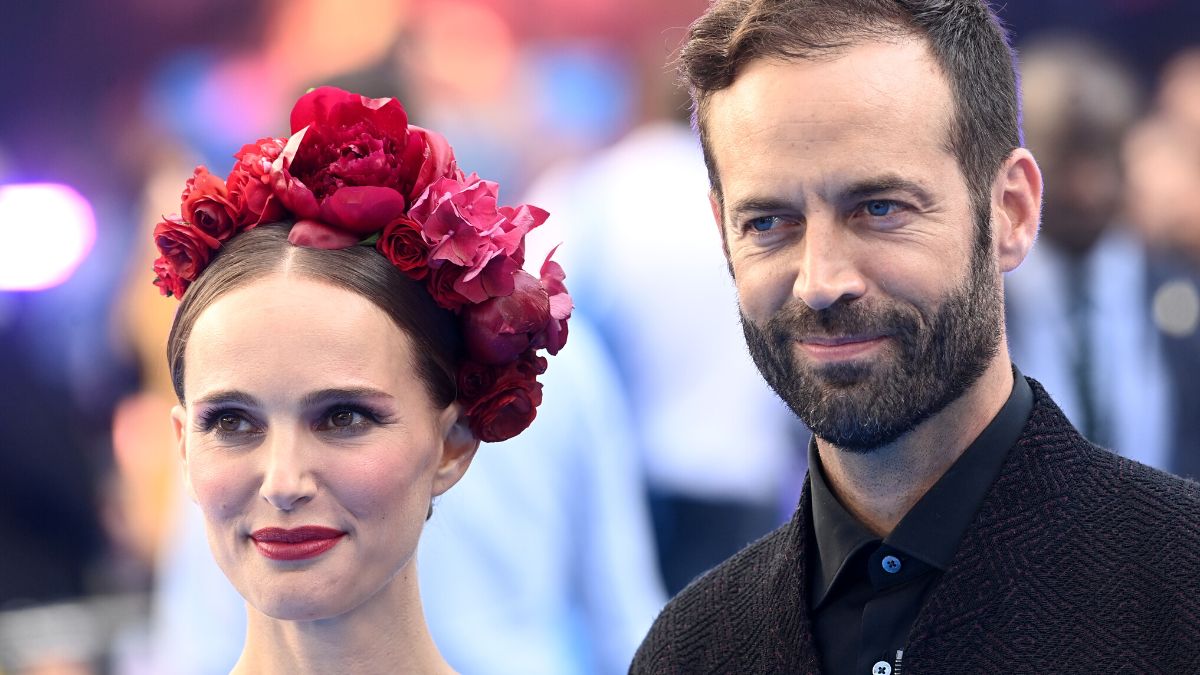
[630,378,1200,674]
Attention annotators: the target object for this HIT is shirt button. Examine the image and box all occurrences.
[882,555,902,574]
[872,661,892,675]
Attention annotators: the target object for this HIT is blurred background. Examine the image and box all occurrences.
[1,0,1198,672]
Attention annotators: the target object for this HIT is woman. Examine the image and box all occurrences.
[153,86,571,674]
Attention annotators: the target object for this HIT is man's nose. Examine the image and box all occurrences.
[792,217,867,311]
[259,428,317,511]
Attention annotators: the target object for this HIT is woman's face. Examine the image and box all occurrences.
[171,273,476,621]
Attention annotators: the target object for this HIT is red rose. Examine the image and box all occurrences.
[462,270,551,365]
[427,262,473,312]
[152,255,189,298]
[153,216,219,282]
[181,166,238,241]
[465,368,544,442]
[270,86,459,238]
[456,360,497,402]
[227,137,286,228]
[377,216,429,280]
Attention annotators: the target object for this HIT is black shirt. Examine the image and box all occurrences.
[808,370,1034,675]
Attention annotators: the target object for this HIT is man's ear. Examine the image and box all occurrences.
[170,404,198,503]
[992,147,1043,273]
[710,190,732,266]
[432,405,480,497]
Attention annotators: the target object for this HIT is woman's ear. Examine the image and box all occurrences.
[432,405,480,497]
[170,404,198,503]
[992,147,1043,273]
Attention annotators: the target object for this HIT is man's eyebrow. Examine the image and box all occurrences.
[193,390,261,408]
[299,387,395,408]
[728,197,803,219]
[840,176,935,207]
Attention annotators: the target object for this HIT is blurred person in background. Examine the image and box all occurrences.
[1005,36,1181,470]
[523,4,803,596]
[1123,46,1200,476]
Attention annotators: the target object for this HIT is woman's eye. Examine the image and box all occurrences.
[217,414,245,432]
[200,410,258,437]
[316,408,374,432]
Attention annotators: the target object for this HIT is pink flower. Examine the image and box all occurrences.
[409,174,548,287]
[533,248,572,355]
[270,86,460,238]
[226,137,286,228]
[287,219,361,250]
[181,167,238,241]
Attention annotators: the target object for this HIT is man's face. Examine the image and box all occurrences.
[705,39,1004,451]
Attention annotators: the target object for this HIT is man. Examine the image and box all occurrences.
[631,1,1200,673]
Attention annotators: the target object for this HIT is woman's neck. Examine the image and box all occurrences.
[231,564,453,675]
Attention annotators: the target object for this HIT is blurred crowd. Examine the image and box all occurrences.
[1,0,1198,673]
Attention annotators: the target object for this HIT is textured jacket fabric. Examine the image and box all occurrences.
[630,379,1200,674]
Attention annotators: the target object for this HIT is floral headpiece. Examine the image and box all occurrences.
[152,86,571,443]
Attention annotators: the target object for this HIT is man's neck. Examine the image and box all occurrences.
[815,353,1016,537]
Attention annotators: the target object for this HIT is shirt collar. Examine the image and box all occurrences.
[807,367,1034,607]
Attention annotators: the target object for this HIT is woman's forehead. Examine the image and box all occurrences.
[184,275,416,400]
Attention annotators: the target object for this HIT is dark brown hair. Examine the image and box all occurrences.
[166,223,462,408]
[679,0,1021,223]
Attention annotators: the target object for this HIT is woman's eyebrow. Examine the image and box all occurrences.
[193,390,260,408]
[300,387,396,408]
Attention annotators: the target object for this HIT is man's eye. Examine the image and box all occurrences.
[746,216,781,232]
[864,200,897,217]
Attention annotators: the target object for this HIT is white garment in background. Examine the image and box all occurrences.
[524,122,798,503]
[1006,227,1171,469]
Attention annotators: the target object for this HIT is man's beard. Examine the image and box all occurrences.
[741,227,1003,452]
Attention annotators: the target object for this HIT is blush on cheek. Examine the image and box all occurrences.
[188,452,254,521]
[331,447,437,525]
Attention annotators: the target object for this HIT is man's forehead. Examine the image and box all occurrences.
[704,40,957,199]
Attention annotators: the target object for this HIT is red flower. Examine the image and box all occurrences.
[152,255,189,298]
[227,137,286,228]
[462,270,551,365]
[463,361,544,443]
[287,219,361,250]
[270,86,459,237]
[153,216,220,284]
[181,167,239,241]
[377,216,429,280]
[427,262,473,312]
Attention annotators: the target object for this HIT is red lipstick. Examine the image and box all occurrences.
[251,526,345,561]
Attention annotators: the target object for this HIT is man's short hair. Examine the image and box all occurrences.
[679,0,1021,219]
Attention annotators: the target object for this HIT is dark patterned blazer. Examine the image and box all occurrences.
[631,379,1200,674]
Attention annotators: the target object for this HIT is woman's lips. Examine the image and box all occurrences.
[251,526,345,561]
[797,335,888,361]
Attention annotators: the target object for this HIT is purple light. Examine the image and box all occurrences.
[0,183,97,291]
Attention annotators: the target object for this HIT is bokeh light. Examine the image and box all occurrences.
[0,183,96,291]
